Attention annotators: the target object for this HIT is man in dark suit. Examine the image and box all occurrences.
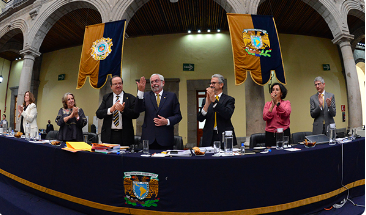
[197,74,237,147]
[135,74,182,150]
[96,76,139,145]
[310,76,336,135]
[46,120,54,133]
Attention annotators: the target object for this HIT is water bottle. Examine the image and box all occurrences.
[328,123,336,145]
[276,128,284,150]
[224,131,233,155]
[11,130,14,136]
[240,143,245,155]
[2,121,7,134]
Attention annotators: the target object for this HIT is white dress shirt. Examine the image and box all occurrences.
[107,92,124,129]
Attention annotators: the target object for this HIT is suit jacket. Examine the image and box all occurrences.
[96,92,139,145]
[310,91,336,134]
[135,91,182,147]
[197,94,237,147]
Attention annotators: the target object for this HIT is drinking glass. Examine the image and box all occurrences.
[83,135,88,143]
[213,141,221,154]
[276,128,284,150]
[284,136,289,148]
[143,140,149,154]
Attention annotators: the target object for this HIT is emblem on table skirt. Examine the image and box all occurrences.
[91,37,113,60]
[242,29,271,57]
[124,171,159,207]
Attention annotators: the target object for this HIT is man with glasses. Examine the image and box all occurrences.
[310,76,336,134]
[135,74,182,150]
[197,74,237,147]
[96,76,139,145]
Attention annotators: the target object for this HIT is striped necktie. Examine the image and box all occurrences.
[214,95,219,128]
[113,95,120,127]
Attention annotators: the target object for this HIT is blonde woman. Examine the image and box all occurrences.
[18,91,38,137]
[56,93,87,141]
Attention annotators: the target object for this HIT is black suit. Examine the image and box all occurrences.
[46,123,54,133]
[135,91,182,147]
[96,92,139,145]
[197,93,237,147]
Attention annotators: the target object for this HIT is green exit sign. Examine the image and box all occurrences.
[183,63,194,71]
[322,64,330,71]
[58,74,65,81]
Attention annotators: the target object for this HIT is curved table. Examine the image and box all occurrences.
[0,135,364,214]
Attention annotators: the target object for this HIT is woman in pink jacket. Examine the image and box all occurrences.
[263,83,291,147]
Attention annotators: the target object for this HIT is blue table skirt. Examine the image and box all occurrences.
[0,135,364,214]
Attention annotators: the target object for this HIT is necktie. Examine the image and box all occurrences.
[214,95,219,128]
[113,95,120,127]
[322,94,324,108]
[157,94,160,107]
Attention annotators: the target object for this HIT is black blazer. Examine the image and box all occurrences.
[96,92,139,145]
[197,93,237,147]
[135,91,182,147]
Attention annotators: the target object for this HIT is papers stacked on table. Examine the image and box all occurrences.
[91,143,121,154]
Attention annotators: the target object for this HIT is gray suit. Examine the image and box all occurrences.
[310,91,336,134]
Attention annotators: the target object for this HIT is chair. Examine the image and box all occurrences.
[291,132,312,145]
[83,132,98,144]
[45,130,59,140]
[249,133,266,149]
[134,135,141,146]
[173,136,183,150]
[336,127,347,138]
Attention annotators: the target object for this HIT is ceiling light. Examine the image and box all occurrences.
[0,75,3,83]
[170,0,178,2]
[217,29,221,32]
[207,29,211,32]
[198,30,201,33]
[188,30,191,34]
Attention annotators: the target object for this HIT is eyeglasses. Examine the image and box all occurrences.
[210,82,220,85]
[112,83,123,86]
[314,83,323,86]
[151,79,161,84]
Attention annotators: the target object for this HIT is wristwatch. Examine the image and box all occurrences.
[277,102,280,107]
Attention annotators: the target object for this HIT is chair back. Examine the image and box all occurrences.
[249,133,265,149]
[83,132,98,144]
[173,136,183,150]
[291,132,312,145]
[45,130,59,140]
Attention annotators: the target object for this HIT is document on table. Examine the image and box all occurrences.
[66,142,92,151]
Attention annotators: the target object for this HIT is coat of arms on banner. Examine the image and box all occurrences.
[91,37,113,60]
[124,171,159,207]
[242,29,271,57]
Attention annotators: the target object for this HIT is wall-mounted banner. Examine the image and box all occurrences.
[227,14,286,86]
[77,20,126,89]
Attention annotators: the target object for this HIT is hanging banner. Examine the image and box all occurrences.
[227,14,286,86]
[77,20,126,89]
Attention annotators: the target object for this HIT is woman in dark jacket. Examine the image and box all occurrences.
[56,92,87,142]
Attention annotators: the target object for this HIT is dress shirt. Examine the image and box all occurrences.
[107,92,124,129]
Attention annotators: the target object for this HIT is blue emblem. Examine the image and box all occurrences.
[251,36,263,49]
[133,181,149,200]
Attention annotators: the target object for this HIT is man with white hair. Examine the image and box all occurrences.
[136,74,182,150]
[310,76,336,135]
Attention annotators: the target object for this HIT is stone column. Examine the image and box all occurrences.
[245,72,266,137]
[16,48,41,131]
[332,34,362,129]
